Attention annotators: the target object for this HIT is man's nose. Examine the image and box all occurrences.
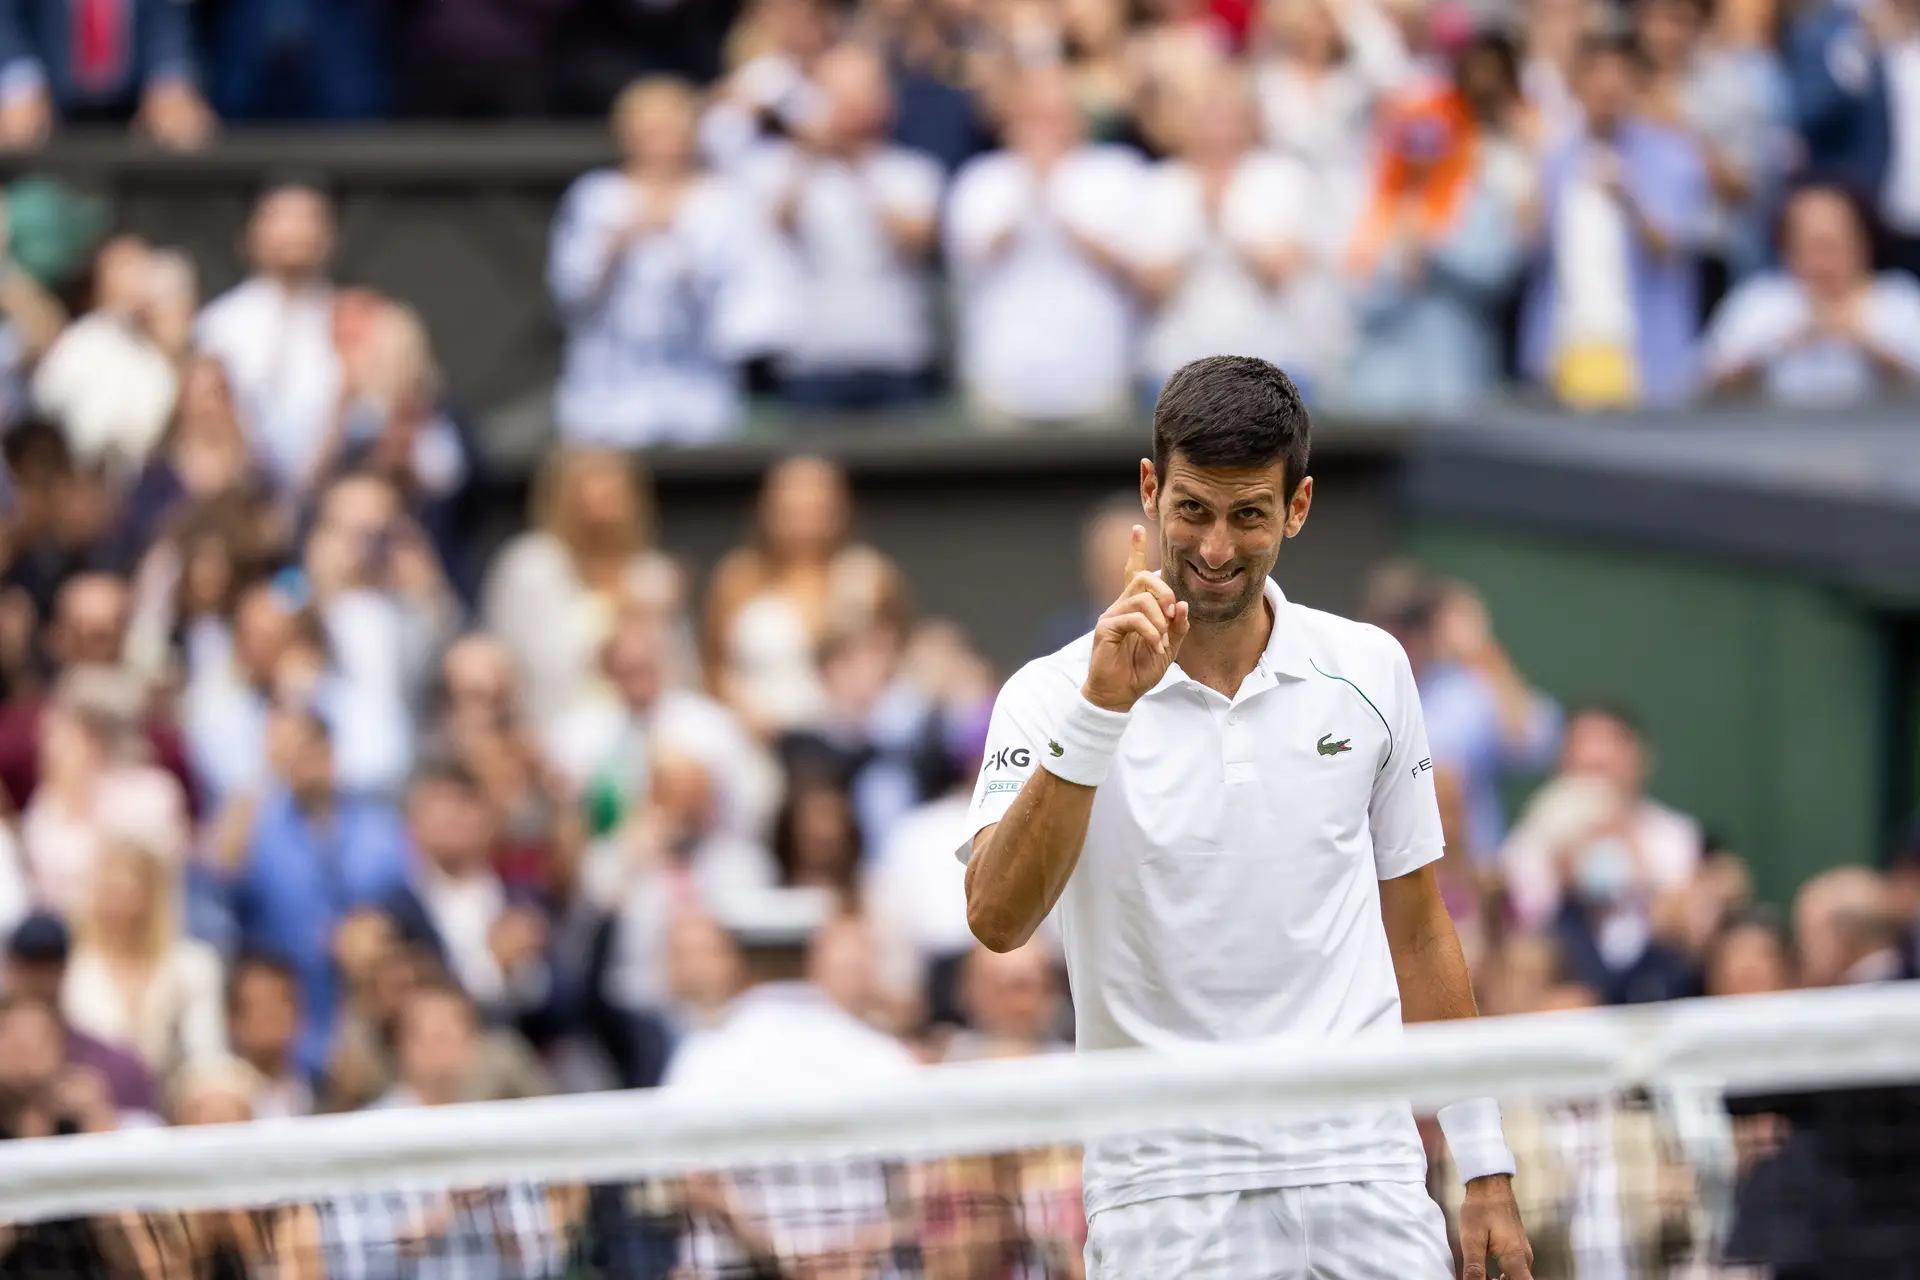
[1199,528,1234,568]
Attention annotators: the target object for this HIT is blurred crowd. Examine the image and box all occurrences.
[4,0,1920,423]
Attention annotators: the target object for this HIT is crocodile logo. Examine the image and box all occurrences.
[1317,734,1352,757]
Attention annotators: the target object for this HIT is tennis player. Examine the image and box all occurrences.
[961,355,1533,1279]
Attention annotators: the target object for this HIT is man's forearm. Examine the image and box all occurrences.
[964,772,1096,952]
[1382,867,1479,1023]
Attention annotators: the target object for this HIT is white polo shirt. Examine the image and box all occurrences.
[960,577,1444,1215]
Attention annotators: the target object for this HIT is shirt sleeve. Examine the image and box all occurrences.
[876,151,945,219]
[1863,275,1920,377]
[956,661,1068,863]
[1701,278,1800,380]
[1368,631,1446,881]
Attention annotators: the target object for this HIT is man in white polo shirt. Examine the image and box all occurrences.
[961,355,1534,1280]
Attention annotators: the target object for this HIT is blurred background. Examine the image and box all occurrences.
[0,0,1915,1273]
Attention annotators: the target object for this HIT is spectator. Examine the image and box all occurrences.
[698,0,838,168]
[0,423,117,642]
[1131,0,1237,156]
[1364,566,1560,863]
[224,952,312,1118]
[18,664,189,918]
[943,942,1067,1062]
[744,41,944,412]
[61,838,223,1081]
[945,64,1146,427]
[1701,182,1920,402]
[663,884,916,1279]
[703,455,905,738]
[1251,0,1411,200]
[1785,0,1895,198]
[1340,83,1525,413]
[547,598,777,845]
[196,184,343,489]
[482,446,680,736]
[1505,702,1704,931]
[1522,32,1708,409]
[2,912,155,1116]
[1793,864,1907,985]
[206,0,385,118]
[227,698,408,1076]
[425,633,577,894]
[1637,0,1790,297]
[30,237,193,474]
[1520,0,1597,151]
[121,493,268,696]
[385,760,555,1028]
[300,469,455,793]
[0,0,212,148]
[1456,30,1544,229]
[661,911,743,1035]
[1035,494,1155,656]
[178,579,301,807]
[1703,912,1794,995]
[1884,0,1920,276]
[1132,70,1326,401]
[549,76,769,448]
[1061,0,1143,145]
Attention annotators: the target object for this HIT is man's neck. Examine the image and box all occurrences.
[1176,596,1274,698]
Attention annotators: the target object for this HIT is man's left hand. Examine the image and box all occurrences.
[1458,1174,1532,1280]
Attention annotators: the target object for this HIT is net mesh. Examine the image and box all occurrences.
[2,986,1918,1279]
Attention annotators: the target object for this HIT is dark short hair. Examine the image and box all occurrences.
[1151,356,1312,500]
[1776,178,1883,271]
[227,951,301,1014]
[1577,28,1648,74]
[408,755,483,799]
[1566,699,1645,742]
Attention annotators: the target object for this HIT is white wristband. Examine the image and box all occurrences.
[1437,1098,1516,1183]
[1039,695,1132,788]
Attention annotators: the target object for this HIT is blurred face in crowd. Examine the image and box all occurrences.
[1636,0,1704,71]
[307,474,399,594]
[3,952,63,1007]
[175,1084,252,1127]
[961,942,1057,1044]
[821,624,901,721]
[818,43,894,146]
[92,236,155,316]
[1063,0,1128,53]
[0,1000,64,1101]
[1480,933,1561,1015]
[615,80,700,173]
[784,783,861,889]
[1084,509,1152,608]
[1793,867,1890,987]
[765,0,834,61]
[89,845,163,953]
[1180,73,1257,163]
[1144,454,1295,628]
[38,702,105,794]
[266,706,334,802]
[232,585,296,689]
[1784,187,1869,302]
[604,609,668,711]
[180,531,239,621]
[1267,0,1343,66]
[248,186,334,284]
[1705,921,1793,996]
[760,456,850,562]
[665,914,743,1013]
[229,962,300,1069]
[52,573,129,667]
[651,753,718,844]
[407,776,495,876]
[172,358,248,498]
[1456,37,1521,124]
[807,915,879,1021]
[1005,67,1087,165]
[1576,44,1640,133]
[442,634,518,735]
[396,987,478,1104]
[1559,710,1647,798]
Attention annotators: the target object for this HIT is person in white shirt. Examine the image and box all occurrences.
[665,884,917,1278]
[195,183,342,490]
[946,65,1146,427]
[1132,70,1330,400]
[549,77,773,447]
[741,41,944,410]
[962,356,1532,1280]
[1701,181,1920,404]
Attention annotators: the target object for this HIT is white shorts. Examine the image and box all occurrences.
[1084,1181,1453,1280]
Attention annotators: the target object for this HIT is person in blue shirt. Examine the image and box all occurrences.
[228,696,408,1077]
[1785,0,1896,197]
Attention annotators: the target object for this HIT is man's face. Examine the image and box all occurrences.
[249,188,333,281]
[54,575,129,667]
[0,1003,63,1099]
[397,992,476,1097]
[3,957,63,1007]
[1560,711,1645,796]
[1144,455,1307,627]
[229,966,299,1064]
[1578,49,1637,128]
[407,781,493,874]
[1785,189,1865,298]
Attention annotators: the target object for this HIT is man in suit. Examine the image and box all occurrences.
[0,0,211,146]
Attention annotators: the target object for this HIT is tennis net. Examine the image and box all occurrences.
[1,984,1917,1278]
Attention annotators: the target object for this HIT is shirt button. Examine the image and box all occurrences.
[1226,712,1240,727]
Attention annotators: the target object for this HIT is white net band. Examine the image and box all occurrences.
[4,984,1917,1225]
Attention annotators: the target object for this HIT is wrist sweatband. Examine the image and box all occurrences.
[1039,695,1132,788]
[1437,1098,1516,1182]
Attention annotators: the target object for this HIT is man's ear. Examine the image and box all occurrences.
[1138,458,1157,521]
[1284,475,1314,539]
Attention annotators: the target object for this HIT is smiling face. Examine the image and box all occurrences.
[1142,454,1313,626]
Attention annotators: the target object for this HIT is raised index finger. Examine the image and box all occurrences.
[1123,525,1148,583]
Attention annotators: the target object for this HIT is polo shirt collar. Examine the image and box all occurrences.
[1144,576,1311,697]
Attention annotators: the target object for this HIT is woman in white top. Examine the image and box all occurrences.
[482,446,684,736]
[62,839,225,1082]
[1251,0,1412,204]
[1702,183,1920,405]
[1132,70,1330,397]
[703,456,905,739]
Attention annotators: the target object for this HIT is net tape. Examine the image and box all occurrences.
[3,985,1917,1224]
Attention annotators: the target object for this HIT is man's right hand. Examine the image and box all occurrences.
[1083,525,1188,713]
